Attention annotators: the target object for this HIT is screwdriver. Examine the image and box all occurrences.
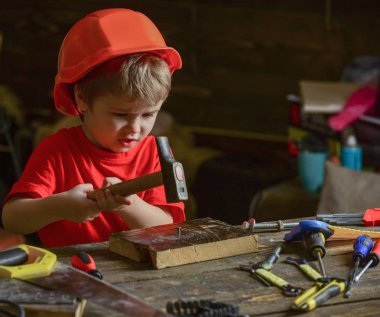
[304,232,327,277]
[344,235,374,298]
[354,239,380,282]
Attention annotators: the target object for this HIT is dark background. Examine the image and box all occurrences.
[1,0,380,225]
[1,0,379,135]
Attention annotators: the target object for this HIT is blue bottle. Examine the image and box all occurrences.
[341,135,362,170]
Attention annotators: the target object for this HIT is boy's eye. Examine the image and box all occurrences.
[112,112,127,117]
[143,113,155,118]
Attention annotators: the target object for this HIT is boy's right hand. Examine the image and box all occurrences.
[62,184,102,223]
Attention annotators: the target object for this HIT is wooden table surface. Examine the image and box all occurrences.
[45,228,380,317]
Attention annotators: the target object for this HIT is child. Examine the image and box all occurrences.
[1,8,186,247]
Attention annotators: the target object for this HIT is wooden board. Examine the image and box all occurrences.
[109,218,259,269]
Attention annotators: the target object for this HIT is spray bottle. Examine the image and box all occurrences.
[341,134,362,170]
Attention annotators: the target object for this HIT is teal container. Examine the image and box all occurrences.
[298,151,328,193]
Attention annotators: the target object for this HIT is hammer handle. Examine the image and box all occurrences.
[87,172,163,200]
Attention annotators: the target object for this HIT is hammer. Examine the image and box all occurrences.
[87,136,188,202]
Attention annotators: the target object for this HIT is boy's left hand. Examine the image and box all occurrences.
[94,177,133,212]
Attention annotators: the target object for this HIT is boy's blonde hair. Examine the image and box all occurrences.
[77,53,171,107]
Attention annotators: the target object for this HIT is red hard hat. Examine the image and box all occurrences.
[54,8,182,116]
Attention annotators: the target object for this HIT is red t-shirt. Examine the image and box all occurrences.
[4,126,185,247]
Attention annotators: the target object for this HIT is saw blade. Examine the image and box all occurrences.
[26,261,169,317]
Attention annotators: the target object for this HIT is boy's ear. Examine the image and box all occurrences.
[73,84,88,113]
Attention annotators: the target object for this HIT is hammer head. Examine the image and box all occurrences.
[156,136,188,202]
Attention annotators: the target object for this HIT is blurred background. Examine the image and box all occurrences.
[1,0,380,239]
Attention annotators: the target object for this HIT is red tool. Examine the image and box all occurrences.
[317,208,380,227]
[71,251,103,280]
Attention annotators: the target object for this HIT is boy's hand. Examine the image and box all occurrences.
[63,184,102,222]
[94,177,133,212]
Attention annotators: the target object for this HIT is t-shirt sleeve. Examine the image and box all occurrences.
[3,138,58,203]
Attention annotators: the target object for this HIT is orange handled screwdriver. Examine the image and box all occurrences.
[354,239,380,282]
[71,251,103,280]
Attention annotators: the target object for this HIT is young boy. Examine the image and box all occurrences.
[1,8,186,247]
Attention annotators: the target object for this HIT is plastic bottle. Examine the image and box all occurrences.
[341,135,362,170]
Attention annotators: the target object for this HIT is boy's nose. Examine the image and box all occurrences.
[125,118,141,133]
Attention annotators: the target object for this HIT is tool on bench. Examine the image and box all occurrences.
[344,235,374,298]
[354,239,380,282]
[0,244,171,316]
[285,220,333,277]
[87,136,188,202]
[239,244,303,296]
[71,251,103,280]
[166,299,247,317]
[284,257,345,311]
[317,208,380,227]
[242,218,298,232]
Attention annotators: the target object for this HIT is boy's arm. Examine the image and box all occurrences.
[2,184,101,234]
[114,194,173,229]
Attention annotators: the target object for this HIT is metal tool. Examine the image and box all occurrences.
[284,257,345,311]
[239,244,303,297]
[87,136,188,202]
[242,218,298,232]
[166,299,246,317]
[284,220,333,277]
[317,208,380,227]
[354,239,380,282]
[0,245,170,317]
[344,235,374,298]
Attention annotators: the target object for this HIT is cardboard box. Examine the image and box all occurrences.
[300,80,361,114]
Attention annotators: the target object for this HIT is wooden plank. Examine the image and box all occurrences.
[109,218,259,269]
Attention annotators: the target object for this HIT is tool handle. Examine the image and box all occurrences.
[255,268,289,288]
[71,251,103,280]
[0,247,28,266]
[86,172,163,200]
[363,208,380,226]
[367,239,380,267]
[304,232,326,258]
[299,264,322,281]
[310,281,345,311]
[353,235,373,262]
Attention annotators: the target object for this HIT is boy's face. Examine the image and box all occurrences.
[77,91,163,152]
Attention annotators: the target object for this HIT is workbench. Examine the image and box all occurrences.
[43,227,380,317]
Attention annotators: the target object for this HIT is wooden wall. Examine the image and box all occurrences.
[0,0,380,137]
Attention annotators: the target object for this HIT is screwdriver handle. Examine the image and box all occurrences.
[353,235,374,263]
[304,232,326,259]
[71,251,103,280]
